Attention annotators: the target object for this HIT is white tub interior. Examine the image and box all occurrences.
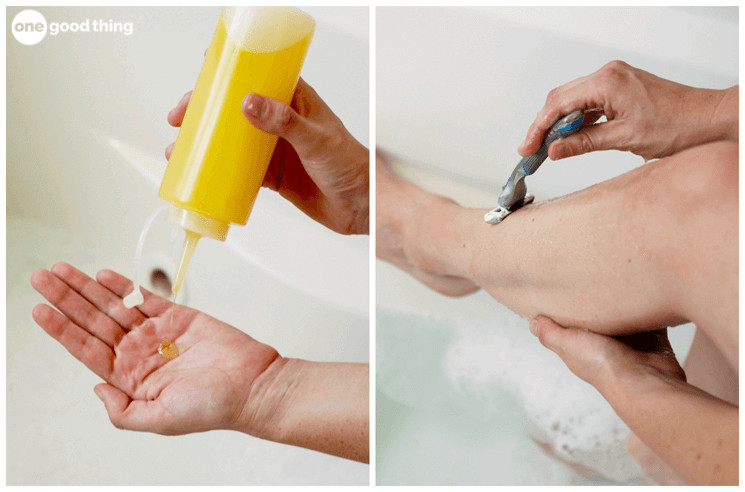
[7,6,368,485]
[376,6,737,485]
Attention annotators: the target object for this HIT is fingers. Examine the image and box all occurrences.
[32,303,115,381]
[521,106,623,159]
[50,262,146,330]
[165,91,193,159]
[31,267,126,347]
[545,109,602,159]
[94,383,168,433]
[241,93,316,151]
[519,108,574,157]
[167,91,192,127]
[518,70,610,157]
[529,315,575,357]
[547,120,622,160]
[529,315,610,387]
[95,268,172,319]
[241,80,332,160]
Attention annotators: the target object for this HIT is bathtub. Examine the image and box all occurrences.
[376,6,737,485]
[7,6,368,485]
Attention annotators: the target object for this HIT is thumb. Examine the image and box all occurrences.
[94,383,132,429]
[548,121,621,160]
[94,383,165,433]
[529,316,610,387]
[529,315,579,356]
[241,92,319,156]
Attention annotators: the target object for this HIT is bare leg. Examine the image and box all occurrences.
[377,141,737,368]
[682,328,738,404]
[376,150,480,297]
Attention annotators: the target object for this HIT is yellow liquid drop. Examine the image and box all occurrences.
[158,338,179,360]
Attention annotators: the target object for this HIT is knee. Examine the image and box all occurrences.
[639,140,738,259]
[672,141,738,204]
[639,141,738,321]
[650,140,738,259]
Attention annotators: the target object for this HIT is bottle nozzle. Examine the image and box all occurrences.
[164,207,229,297]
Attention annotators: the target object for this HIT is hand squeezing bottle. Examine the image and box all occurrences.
[159,7,315,296]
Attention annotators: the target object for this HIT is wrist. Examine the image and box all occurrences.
[350,153,370,235]
[332,139,370,235]
[240,358,369,462]
[712,86,739,142]
[667,86,739,157]
[690,86,739,147]
[596,361,674,403]
[598,365,738,485]
[235,356,303,441]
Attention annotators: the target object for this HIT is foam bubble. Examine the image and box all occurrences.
[444,315,643,482]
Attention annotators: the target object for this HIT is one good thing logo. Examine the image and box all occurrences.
[11,10,47,45]
[11,9,134,46]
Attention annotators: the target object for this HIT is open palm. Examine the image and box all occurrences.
[31,263,279,435]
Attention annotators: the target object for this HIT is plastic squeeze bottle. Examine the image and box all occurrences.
[159,7,315,296]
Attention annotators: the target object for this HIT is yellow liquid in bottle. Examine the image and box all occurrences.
[159,9,315,227]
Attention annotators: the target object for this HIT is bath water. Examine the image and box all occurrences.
[377,309,648,483]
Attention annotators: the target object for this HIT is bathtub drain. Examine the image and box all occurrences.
[149,268,173,299]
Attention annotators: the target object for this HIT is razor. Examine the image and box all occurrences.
[484,110,584,224]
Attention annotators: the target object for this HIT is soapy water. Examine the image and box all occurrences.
[377,309,646,483]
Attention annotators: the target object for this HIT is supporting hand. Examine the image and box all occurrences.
[530,315,738,485]
[529,315,686,390]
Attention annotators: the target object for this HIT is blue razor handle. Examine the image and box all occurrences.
[497,110,584,210]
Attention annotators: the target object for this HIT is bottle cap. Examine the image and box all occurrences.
[222,7,315,53]
[166,207,230,241]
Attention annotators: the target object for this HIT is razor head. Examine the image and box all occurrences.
[484,194,534,224]
[483,206,510,224]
